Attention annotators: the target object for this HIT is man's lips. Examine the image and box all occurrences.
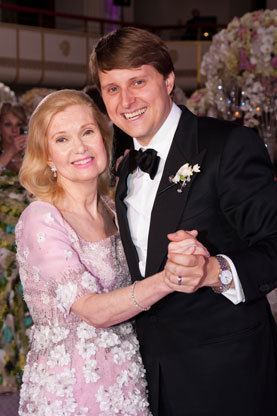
[123,107,147,120]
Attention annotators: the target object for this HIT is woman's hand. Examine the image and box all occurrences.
[11,134,27,156]
[2,134,27,162]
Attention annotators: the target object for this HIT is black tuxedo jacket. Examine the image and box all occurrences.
[115,107,277,416]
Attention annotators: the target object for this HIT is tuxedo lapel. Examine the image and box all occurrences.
[115,156,142,279]
[145,108,206,277]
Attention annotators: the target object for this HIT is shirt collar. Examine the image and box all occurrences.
[133,103,182,160]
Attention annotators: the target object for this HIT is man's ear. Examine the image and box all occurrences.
[165,71,175,95]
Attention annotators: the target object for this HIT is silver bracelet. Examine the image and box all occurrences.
[131,281,150,311]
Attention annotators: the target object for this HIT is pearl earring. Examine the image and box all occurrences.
[50,165,57,178]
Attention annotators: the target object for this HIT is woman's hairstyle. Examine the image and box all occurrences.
[19,89,113,204]
[0,101,27,126]
[90,26,175,90]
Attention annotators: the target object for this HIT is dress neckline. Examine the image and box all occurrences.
[33,198,119,244]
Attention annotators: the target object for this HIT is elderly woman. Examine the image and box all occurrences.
[0,102,31,393]
[15,89,207,415]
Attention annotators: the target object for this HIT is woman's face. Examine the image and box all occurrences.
[0,112,23,146]
[47,104,107,187]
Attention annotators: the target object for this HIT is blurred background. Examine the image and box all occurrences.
[0,0,275,93]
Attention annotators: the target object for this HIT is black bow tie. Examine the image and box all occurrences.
[128,148,160,180]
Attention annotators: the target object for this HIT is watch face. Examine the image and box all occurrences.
[221,270,233,285]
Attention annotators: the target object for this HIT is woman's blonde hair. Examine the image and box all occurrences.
[19,89,113,204]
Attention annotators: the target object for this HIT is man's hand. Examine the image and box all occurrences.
[165,230,220,293]
[168,230,209,257]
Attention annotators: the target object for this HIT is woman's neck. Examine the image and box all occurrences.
[57,180,99,217]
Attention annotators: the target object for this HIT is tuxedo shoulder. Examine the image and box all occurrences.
[198,115,249,135]
[197,116,263,149]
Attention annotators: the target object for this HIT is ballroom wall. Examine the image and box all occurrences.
[134,0,253,26]
[0,21,209,90]
[53,0,272,29]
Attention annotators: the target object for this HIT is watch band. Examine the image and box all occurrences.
[212,255,233,294]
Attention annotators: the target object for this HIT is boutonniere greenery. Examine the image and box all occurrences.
[169,163,201,193]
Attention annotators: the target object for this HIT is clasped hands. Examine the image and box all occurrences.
[164,230,219,293]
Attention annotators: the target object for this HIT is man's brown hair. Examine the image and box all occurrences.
[90,27,175,90]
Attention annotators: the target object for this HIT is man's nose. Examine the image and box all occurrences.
[121,88,135,108]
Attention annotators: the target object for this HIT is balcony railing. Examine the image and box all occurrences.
[0,2,223,40]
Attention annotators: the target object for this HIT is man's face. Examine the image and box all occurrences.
[99,65,175,146]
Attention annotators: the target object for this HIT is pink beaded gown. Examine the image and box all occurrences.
[15,200,151,416]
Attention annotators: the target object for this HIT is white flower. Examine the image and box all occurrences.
[32,266,41,282]
[172,163,200,183]
[97,330,120,348]
[37,232,46,243]
[47,344,70,367]
[112,347,128,364]
[76,322,97,340]
[83,360,100,383]
[117,369,129,387]
[56,281,78,313]
[170,163,201,192]
[192,164,201,173]
[47,367,76,397]
[69,232,78,243]
[41,293,50,304]
[43,212,54,224]
[32,325,51,350]
[119,322,133,336]
[76,340,97,359]
[64,249,73,260]
[81,271,98,292]
[23,248,30,259]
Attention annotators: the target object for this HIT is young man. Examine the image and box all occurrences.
[90,27,277,416]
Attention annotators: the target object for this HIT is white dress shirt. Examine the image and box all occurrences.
[125,103,245,304]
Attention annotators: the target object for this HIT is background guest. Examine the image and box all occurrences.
[0,102,32,392]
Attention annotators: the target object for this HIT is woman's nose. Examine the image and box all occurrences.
[73,137,87,153]
[12,125,20,135]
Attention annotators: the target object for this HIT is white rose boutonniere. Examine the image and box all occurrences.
[169,163,201,193]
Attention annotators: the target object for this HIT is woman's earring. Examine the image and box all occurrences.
[50,165,57,178]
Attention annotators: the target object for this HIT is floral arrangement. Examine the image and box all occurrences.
[200,9,277,128]
[0,82,16,105]
[19,88,56,118]
[186,88,210,116]
[0,170,32,391]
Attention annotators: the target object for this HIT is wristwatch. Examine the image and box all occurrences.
[212,255,233,293]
